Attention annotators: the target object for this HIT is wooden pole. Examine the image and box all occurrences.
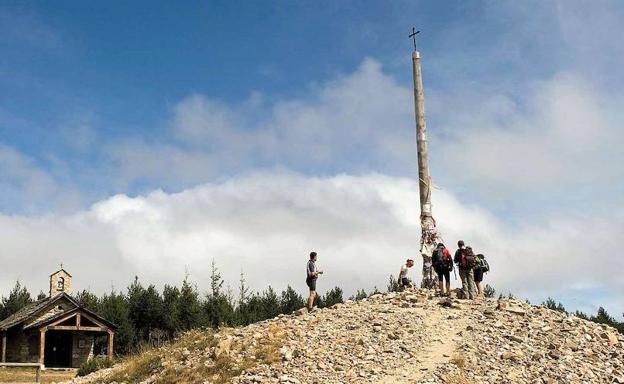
[412,49,438,289]
[38,329,46,366]
[412,50,432,220]
[1,332,6,363]
[107,331,114,360]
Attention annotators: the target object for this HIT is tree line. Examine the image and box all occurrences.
[0,261,356,355]
[541,297,624,335]
[1,267,621,356]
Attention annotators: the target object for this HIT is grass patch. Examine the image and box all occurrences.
[450,351,466,369]
[104,352,162,384]
[0,367,76,384]
[89,326,288,384]
[77,356,114,377]
[172,329,216,353]
[155,325,286,384]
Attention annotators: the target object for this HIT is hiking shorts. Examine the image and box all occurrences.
[474,269,484,283]
[306,278,317,292]
[400,277,411,287]
[436,269,450,283]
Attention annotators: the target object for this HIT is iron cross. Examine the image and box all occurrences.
[409,27,420,51]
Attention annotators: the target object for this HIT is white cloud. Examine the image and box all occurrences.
[108,58,415,190]
[1,173,622,318]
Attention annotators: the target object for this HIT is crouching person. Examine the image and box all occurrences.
[398,259,414,291]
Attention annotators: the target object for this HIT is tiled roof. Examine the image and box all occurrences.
[0,293,77,331]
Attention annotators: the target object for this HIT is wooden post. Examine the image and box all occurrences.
[412,49,439,289]
[107,331,114,360]
[38,329,46,365]
[1,332,6,363]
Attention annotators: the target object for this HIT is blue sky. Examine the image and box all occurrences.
[1,1,623,318]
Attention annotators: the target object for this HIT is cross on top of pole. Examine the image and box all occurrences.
[409,27,420,51]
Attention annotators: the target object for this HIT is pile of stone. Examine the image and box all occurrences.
[68,290,623,384]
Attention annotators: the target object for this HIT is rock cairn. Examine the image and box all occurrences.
[68,290,624,384]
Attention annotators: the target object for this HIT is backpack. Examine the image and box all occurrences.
[480,258,490,273]
[460,248,477,269]
[432,248,443,270]
[441,248,453,271]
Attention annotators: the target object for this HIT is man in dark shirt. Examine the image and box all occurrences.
[306,251,323,312]
[454,240,476,299]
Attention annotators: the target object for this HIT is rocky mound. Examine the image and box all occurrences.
[68,290,624,384]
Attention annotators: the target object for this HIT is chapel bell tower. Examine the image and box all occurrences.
[49,267,72,297]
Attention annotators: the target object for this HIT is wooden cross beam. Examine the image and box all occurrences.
[409,27,420,51]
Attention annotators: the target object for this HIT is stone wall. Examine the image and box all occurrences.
[71,333,94,367]
[5,329,39,363]
[49,270,72,297]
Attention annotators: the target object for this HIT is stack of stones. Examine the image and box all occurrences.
[68,290,624,384]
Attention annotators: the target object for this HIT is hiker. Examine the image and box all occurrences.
[473,253,490,298]
[398,259,415,291]
[454,241,476,300]
[432,243,453,296]
[306,251,323,311]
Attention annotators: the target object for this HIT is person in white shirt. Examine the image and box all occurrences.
[398,259,415,290]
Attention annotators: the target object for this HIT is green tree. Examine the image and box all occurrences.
[210,259,224,297]
[36,291,48,301]
[542,297,566,313]
[483,284,496,298]
[260,286,281,319]
[238,270,250,308]
[280,286,305,314]
[162,285,181,336]
[349,289,368,301]
[178,277,204,330]
[98,290,135,355]
[574,310,589,320]
[74,289,99,311]
[387,275,399,292]
[591,307,616,325]
[319,287,344,308]
[0,281,33,320]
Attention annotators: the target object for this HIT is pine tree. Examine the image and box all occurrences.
[238,270,250,308]
[162,284,181,336]
[387,275,399,292]
[210,259,224,297]
[483,284,496,298]
[319,287,344,308]
[350,289,368,301]
[542,297,566,313]
[98,290,135,355]
[260,286,281,319]
[178,277,204,330]
[74,289,99,310]
[280,285,305,314]
[0,281,33,320]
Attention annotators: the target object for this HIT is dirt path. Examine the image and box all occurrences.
[375,308,467,384]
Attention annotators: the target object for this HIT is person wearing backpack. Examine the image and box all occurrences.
[432,243,453,296]
[473,253,490,298]
[453,240,476,300]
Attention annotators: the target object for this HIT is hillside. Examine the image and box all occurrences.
[68,290,624,384]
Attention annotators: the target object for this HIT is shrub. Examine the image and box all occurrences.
[77,356,114,377]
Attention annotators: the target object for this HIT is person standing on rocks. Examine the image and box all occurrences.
[473,253,489,298]
[398,259,415,290]
[454,241,476,299]
[306,251,323,311]
[432,243,453,296]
